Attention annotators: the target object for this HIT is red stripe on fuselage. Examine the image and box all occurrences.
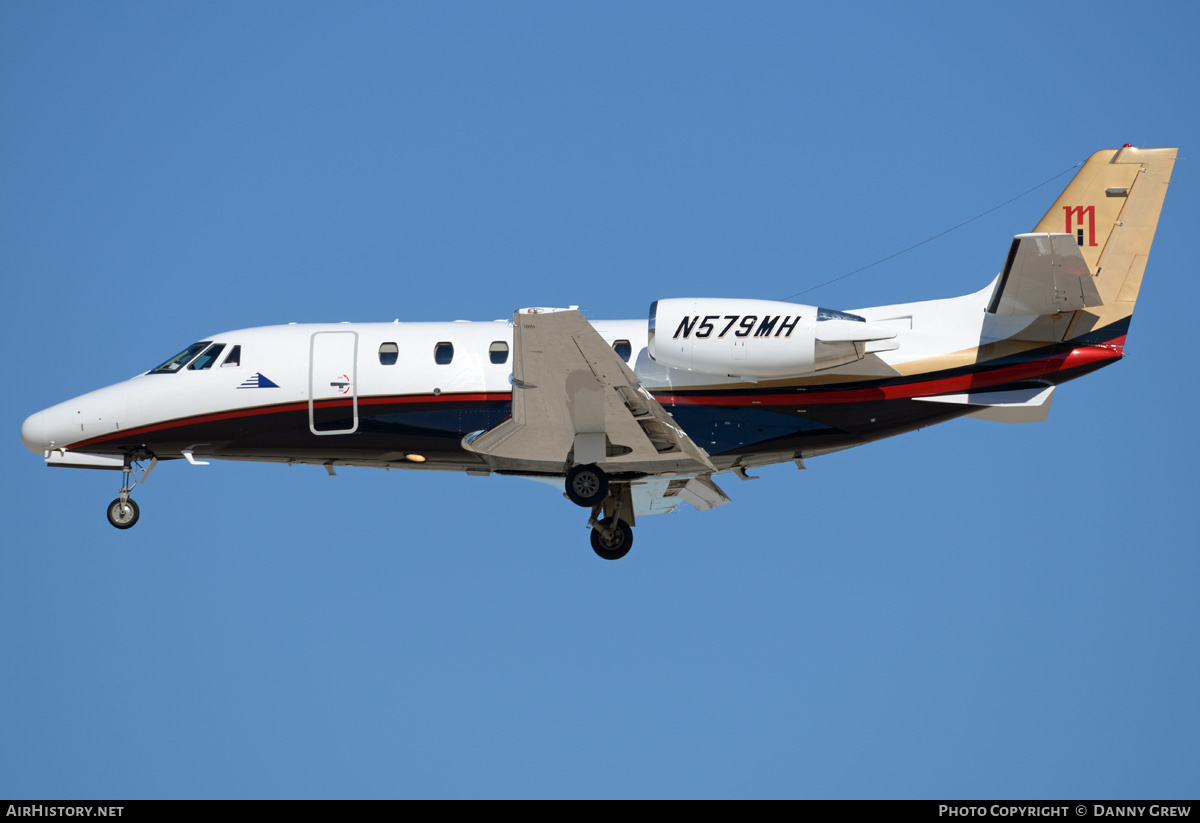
[67,346,1121,450]
[654,345,1122,406]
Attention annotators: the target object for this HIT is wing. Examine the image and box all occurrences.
[463,309,730,512]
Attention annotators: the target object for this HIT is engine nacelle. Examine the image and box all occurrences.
[648,298,898,379]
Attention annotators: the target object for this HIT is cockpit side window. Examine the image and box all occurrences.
[221,345,241,367]
[149,342,211,374]
[188,343,226,370]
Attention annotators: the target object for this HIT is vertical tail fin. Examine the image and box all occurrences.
[1030,146,1176,344]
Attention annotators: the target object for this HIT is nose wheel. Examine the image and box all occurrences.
[107,497,140,529]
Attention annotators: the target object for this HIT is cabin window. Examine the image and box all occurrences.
[434,342,454,365]
[221,345,241,367]
[149,341,211,374]
[489,341,509,364]
[613,340,632,362]
[379,342,399,366]
[188,343,226,370]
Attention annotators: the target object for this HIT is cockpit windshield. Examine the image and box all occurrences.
[188,344,226,371]
[149,341,212,374]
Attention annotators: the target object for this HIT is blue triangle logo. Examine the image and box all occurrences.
[237,373,279,389]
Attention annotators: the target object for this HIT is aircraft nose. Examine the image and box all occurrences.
[21,410,49,454]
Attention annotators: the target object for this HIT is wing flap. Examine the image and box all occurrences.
[519,472,732,518]
[463,310,716,476]
[678,476,732,511]
[629,474,732,517]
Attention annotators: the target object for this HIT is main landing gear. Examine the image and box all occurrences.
[565,463,635,560]
[565,463,608,507]
[589,515,632,561]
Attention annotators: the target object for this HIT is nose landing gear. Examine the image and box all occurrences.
[105,455,153,530]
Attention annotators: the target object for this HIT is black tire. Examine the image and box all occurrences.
[107,497,140,530]
[565,463,608,507]
[590,517,633,561]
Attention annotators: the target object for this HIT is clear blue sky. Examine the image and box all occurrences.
[3,1,1198,799]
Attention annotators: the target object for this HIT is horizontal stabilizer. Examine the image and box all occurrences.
[914,385,1054,424]
[987,234,1102,317]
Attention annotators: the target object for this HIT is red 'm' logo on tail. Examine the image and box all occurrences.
[1064,205,1098,247]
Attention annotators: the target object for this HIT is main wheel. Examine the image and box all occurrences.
[590,517,633,560]
[565,463,608,507]
[107,497,140,530]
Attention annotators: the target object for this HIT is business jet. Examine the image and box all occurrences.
[20,146,1175,559]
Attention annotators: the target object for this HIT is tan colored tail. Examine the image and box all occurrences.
[1031,146,1176,340]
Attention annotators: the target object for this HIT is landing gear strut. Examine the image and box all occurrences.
[564,464,635,559]
[106,457,141,530]
[585,485,635,560]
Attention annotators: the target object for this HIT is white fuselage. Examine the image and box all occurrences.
[19,278,1056,474]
